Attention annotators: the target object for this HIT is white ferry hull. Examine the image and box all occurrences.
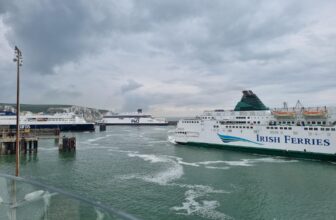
[102,116,168,126]
[174,123,336,161]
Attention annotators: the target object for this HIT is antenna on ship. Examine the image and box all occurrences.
[283,102,288,109]
[13,46,23,177]
[295,100,304,112]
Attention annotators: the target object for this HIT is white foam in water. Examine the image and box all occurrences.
[143,162,184,185]
[167,136,176,144]
[95,208,105,220]
[251,157,298,163]
[108,149,138,154]
[173,157,200,167]
[204,166,230,170]
[172,186,233,220]
[128,153,169,163]
[192,157,298,168]
[87,134,112,143]
[115,150,232,218]
[126,153,184,185]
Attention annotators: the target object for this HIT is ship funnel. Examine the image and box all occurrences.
[234,90,269,111]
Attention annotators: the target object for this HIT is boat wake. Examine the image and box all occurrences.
[174,157,298,169]
[126,153,183,185]
[167,135,176,144]
[117,151,233,219]
[171,184,233,220]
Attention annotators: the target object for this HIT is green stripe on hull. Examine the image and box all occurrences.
[176,141,336,162]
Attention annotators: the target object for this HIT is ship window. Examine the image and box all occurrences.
[326,128,330,131]
[289,127,292,130]
[317,121,321,125]
[314,128,318,131]
[266,127,269,129]
[332,128,335,131]
[274,127,278,130]
[322,121,326,125]
[321,128,324,131]
[312,121,316,125]
[239,126,242,129]
[258,121,260,124]
[284,127,288,130]
[304,128,308,130]
[307,121,311,124]
[309,128,313,131]
[280,127,283,130]
[270,127,273,129]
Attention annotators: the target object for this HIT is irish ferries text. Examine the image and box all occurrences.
[256,135,330,146]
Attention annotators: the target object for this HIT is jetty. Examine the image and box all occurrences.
[0,128,76,155]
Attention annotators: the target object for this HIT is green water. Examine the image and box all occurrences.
[1,126,336,220]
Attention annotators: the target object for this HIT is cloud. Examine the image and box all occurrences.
[121,79,143,94]
[0,0,335,116]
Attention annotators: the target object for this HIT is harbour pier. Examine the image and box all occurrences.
[0,128,76,155]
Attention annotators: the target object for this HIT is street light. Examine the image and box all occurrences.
[13,46,22,177]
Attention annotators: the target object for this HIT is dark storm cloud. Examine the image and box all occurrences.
[0,0,335,114]
[1,0,301,74]
[0,0,153,74]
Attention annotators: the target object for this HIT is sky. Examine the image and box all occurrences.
[0,0,335,116]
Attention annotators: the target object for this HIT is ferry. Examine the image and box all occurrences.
[0,111,95,132]
[101,109,168,126]
[172,90,336,161]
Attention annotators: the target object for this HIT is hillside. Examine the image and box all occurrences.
[0,103,109,122]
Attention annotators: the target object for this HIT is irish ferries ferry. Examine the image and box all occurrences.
[172,91,336,161]
[101,109,168,125]
[0,111,95,132]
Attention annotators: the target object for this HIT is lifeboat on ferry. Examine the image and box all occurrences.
[303,110,327,117]
[272,111,296,118]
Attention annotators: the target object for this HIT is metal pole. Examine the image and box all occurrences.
[14,46,22,177]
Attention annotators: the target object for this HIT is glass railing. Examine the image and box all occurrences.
[0,173,140,220]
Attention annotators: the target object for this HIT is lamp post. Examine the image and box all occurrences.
[13,46,22,177]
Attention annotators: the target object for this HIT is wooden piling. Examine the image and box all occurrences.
[59,136,76,152]
[99,124,106,132]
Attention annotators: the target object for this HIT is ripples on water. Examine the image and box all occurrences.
[1,126,336,220]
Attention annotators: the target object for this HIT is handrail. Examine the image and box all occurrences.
[0,173,140,220]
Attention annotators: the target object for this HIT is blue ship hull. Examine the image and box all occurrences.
[9,124,95,132]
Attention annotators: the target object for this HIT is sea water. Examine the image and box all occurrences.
[1,126,336,220]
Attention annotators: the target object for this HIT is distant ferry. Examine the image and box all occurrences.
[0,111,95,132]
[172,91,336,161]
[101,109,168,125]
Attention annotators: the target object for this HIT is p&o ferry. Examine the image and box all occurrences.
[172,91,336,161]
[101,109,168,126]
